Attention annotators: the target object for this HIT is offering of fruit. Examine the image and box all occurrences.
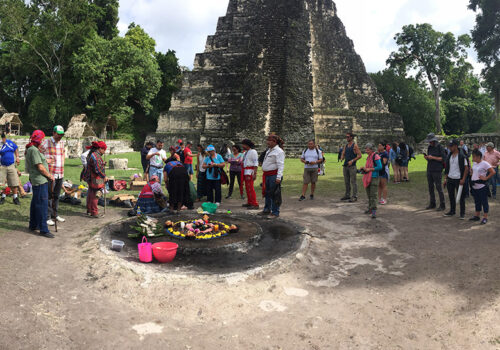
[165,220,173,227]
[203,214,210,223]
[229,224,239,233]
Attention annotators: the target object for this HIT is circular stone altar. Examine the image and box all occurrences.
[101,213,304,273]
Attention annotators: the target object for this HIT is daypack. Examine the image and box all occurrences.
[176,149,185,163]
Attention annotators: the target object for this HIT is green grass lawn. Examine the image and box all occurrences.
[2,152,431,234]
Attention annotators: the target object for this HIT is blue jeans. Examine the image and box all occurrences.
[30,183,49,233]
[184,163,193,175]
[264,174,280,216]
[488,167,498,196]
[149,166,163,184]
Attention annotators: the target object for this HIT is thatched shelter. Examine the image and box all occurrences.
[65,114,96,138]
[0,113,22,135]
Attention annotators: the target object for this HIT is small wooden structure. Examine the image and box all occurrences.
[65,114,96,138]
[0,113,22,136]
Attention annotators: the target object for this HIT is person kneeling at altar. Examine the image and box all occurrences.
[133,175,168,214]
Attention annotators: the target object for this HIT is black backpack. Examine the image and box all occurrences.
[176,149,185,163]
[302,148,325,168]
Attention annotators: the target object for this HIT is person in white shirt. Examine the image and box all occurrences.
[299,140,323,201]
[470,149,495,225]
[146,140,168,184]
[261,135,285,218]
[241,139,259,209]
[443,139,468,219]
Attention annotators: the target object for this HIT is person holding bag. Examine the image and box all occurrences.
[202,145,225,205]
[360,143,383,219]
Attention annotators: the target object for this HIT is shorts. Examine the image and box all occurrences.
[0,164,20,187]
[380,173,389,180]
[303,168,319,184]
[184,163,193,175]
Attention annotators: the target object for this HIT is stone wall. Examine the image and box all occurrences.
[152,0,404,155]
[14,138,134,159]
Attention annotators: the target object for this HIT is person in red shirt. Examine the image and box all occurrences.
[183,141,194,180]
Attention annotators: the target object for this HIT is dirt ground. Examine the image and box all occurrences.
[1,192,500,350]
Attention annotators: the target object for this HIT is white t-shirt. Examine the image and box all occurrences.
[148,147,167,168]
[198,154,206,173]
[302,148,323,169]
[472,161,492,189]
[243,149,258,175]
[81,150,90,167]
[448,154,467,180]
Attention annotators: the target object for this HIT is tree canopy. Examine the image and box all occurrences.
[387,23,471,134]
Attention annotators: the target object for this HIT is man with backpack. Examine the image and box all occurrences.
[424,133,446,211]
[340,133,362,202]
[299,140,324,201]
[443,139,469,219]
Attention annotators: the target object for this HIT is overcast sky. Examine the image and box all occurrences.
[117,0,481,73]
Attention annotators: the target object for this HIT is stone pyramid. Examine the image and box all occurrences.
[153,0,404,152]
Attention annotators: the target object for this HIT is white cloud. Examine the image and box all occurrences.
[118,0,482,73]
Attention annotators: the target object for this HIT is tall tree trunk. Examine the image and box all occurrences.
[433,86,442,134]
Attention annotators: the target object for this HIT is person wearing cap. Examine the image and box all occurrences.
[84,141,107,218]
[146,140,167,184]
[443,139,469,219]
[183,141,194,180]
[359,143,382,219]
[424,133,446,211]
[0,132,21,205]
[41,125,66,226]
[241,139,259,209]
[261,135,285,218]
[25,130,55,238]
[202,145,225,205]
[483,142,500,199]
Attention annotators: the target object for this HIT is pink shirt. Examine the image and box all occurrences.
[483,149,500,167]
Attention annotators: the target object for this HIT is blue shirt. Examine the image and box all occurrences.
[163,161,183,175]
[0,139,18,166]
[204,154,225,180]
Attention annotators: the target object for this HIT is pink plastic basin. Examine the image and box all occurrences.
[152,242,178,263]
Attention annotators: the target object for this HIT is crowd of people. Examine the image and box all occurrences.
[1,127,499,239]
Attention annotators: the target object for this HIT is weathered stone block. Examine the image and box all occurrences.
[109,158,129,170]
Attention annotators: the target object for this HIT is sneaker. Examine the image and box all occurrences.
[56,216,65,223]
[39,231,55,239]
[436,206,445,212]
[481,218,488,225]
[310,194,314,200]
[425,204,436,210]
[47,219,55,226]
[469,216,480,222]
[13,197,20,205]
[340,196,350,201]
[380,199,387,205]
[459,215,465,220]
[242,203,251,207]
[371,210,377,219]
[215,202,220,207]
[225,195,232,199]
[268,214,279,219]
[299,196,306,201]
[247,205,260,210]
[443,211,455,217]
[259,211,271,216]
[349,197,357,203]
[0,197,4,205]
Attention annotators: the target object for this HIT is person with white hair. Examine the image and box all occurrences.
[359,143,382,219]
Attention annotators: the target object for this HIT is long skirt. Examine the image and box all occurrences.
[168,166,190,210]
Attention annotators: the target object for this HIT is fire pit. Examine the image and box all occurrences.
[101,213,304,273]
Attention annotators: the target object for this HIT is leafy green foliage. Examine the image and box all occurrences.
[387,24,471,134]
[125,23,156,55]
[73,34,162,134]
[371,70,435,142]
[468,0,500,120]
[92,0,119,39]
[442,63,494,134]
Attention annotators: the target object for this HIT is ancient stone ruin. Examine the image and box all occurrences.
[152,0,405,152]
